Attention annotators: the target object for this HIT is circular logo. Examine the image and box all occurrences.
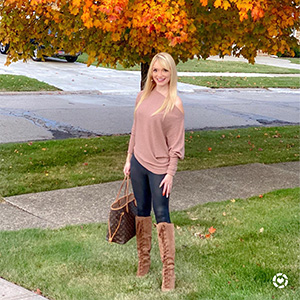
[273,273,288,289]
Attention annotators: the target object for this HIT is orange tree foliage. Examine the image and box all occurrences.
[0,0,299,78]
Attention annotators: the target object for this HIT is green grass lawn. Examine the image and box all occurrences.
[0,75,59,92]
[77,53,300,74]
[178,76,300,89]
[0,126,299,198]
[0,187,298,300]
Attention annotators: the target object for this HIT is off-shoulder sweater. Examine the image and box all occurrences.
[128,89,185,176]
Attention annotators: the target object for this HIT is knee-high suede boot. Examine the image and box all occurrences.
[136,216,152,277]
[156,222,175,291]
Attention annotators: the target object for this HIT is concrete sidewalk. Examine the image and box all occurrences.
[208,55,300,70]
[1,161,299,231]
[0,278,48,300]
[0,161,299,299]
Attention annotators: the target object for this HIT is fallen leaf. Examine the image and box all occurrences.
[208,226,216,234]
[259,227,264,233]
[42,148,47,151]
[259,194,263,198]
[35,289,42,295]
[231,199,236,203]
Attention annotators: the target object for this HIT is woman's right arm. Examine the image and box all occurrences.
[123,118,135,175]
[123,153,132,176]
[123,91,143,176]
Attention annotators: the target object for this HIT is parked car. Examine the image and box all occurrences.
[0,42,9,54]
[31,44,81,62]
[0,42,81,62]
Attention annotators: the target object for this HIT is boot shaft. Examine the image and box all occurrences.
[136,216,152,239]
[136,216,152,277]
[156,222,175,291]
[156,222,175,262]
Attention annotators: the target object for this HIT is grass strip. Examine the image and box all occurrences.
[0,126,299,197]
[0,188,298,300]
[77,54,300,74]
[0,75,59,92]
[178,76,300,89]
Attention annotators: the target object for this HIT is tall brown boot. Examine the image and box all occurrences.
[136,216,152,277]
[156,222,175,291]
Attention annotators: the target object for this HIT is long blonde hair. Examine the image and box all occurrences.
[135,52,178,117]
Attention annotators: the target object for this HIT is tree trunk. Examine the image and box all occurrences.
[140,62,149,90]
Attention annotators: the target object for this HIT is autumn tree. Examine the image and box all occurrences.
[0,0,299,88]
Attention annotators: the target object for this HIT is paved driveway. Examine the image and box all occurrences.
[0,54,202,93]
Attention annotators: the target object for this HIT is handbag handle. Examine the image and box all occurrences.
[115,175,131,205]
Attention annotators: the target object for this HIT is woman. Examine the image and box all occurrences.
[123,52,184,291]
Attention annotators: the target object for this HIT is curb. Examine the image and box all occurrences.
[0,90,102,96]
[0,87,299,96]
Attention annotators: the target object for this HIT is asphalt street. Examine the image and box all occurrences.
[0,54,299,143]
[0,89,299,143]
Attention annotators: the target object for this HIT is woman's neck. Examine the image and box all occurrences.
[155,86,169,97]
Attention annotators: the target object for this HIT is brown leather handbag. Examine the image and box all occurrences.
[106,175,137,244]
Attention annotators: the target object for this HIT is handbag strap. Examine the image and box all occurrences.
[107,211,125,243]
[115,175,130,204]
[124,176,130,213]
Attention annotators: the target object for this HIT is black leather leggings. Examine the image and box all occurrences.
[130,154,171,223]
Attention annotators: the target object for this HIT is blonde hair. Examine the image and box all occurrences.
[135,52,178,117]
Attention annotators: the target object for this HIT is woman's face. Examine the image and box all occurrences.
[152,60,171,88]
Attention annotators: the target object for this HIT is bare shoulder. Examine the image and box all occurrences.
[135,90,144,105]
[137,90,144,99]
[174,96,184,114]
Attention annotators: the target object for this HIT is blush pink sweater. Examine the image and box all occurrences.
[128,89,185,176]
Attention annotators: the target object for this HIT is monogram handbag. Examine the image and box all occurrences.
[106,175,137,244]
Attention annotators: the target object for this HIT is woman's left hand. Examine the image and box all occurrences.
[159,174,173,198]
